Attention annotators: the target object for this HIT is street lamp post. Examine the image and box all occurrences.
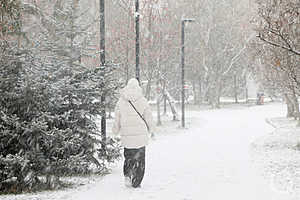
[181,18,195,128]
[135,0,140,83]
[99,0,106,150]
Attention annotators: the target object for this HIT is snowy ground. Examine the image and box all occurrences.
[1,103,298,200]
[251,115,300,197]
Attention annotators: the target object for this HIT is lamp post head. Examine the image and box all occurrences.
[181,18,196,23]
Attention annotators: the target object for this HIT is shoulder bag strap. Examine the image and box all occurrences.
[128,100,150,132]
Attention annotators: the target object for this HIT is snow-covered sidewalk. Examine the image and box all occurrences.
[1,103,297,200]
[251,115,300,198]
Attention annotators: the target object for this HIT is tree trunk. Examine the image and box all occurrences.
[164,90,179,121]
[244,75,248,103]
[192,80,197,105]
[293,97,300,127]
[46,175,60,189]
[245,87,248,103]
[216,79,222,109]
[285,93,294,118]
[156,81,162,126]
[108,106,112,119]
[163,80,167,115]
[198,77,202,105]
[217,95,221,109]
[234,74,238,103]
[208,86,216,109]
[291,91,300,121]
[145,78,152,100]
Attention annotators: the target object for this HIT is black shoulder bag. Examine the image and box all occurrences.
[128,100,150,132]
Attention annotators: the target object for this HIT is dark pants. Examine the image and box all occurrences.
[123,146,145,188]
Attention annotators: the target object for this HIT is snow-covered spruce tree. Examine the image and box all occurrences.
[0,1,46,193]
[25,0,122,182]
[0,38,52,193]
[0,0,121,193]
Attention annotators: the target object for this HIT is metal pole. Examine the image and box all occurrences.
[135,0,140,83]
[100,0,106,151]
[181,20,185,128]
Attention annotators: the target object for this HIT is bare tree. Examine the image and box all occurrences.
[256,0,300,56]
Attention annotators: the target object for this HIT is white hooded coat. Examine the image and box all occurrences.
[112,78,155,148]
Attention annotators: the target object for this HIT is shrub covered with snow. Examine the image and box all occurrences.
[0,4,122,192]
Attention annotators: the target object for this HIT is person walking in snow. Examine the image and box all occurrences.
[112,78,155,188]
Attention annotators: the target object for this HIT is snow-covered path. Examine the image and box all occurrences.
[71,103,294,200]
[2,103,296,200]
